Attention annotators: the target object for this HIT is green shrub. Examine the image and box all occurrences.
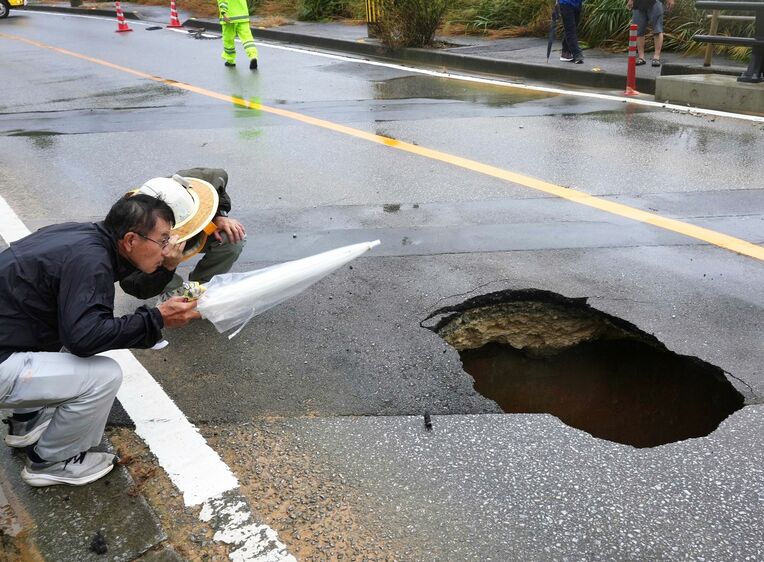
[378,0,450,48]
[471,0,545,31]
[298,0,352,20]
[580,0,631,48]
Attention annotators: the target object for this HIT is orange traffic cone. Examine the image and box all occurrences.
[115,0,133,32]
[167,0,183,28]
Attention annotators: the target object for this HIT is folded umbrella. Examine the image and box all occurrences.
[546,2,560,62]
[197,240,381,338]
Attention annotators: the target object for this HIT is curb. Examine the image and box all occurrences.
[24,3,141,20]
[22,6,662,95]
[183,18,657,95]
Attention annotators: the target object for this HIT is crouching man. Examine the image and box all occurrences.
[0,194,199,487]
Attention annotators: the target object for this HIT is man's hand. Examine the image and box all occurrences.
[161,235,186,271]
[157,296,201,328]
[666,0,674,9]
[212,216,246,244]
[223,14,230,22]
[627,0,633,9]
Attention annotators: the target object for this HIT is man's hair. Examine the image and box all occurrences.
[104,193,175,239]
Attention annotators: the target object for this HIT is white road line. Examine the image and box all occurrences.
[0,195,295,561]
[26,10,764,124]
[0,196,33,244]
[104,349,239,506]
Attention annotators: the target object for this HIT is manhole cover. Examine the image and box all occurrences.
[426,289,744,448]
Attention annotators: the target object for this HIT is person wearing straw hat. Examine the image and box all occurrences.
[119,168,247,302]
[0,194,200,487]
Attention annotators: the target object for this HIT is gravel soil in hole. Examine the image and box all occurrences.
[430,289,744,448]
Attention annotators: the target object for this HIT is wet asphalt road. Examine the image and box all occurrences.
[1,10,763,560]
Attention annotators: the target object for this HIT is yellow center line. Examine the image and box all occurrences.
[3,32,763,262]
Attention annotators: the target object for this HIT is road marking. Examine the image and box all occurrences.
[0,199,295,561]
[253,41,764,124]
[24,9,764,124]
[1,32,763,262]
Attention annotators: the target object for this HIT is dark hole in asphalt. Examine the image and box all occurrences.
[426,288,744,448]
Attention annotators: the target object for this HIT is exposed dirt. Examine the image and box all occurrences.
[107,428,231,561]
[202,420,412,561]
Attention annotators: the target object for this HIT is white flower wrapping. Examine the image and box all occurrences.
[197,240,381,338]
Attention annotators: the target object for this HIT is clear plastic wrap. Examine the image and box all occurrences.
[197,240,381,338]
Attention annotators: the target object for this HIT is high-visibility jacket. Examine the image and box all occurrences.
[217,0,250,23]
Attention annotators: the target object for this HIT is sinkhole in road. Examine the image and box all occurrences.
[427,289,744,448]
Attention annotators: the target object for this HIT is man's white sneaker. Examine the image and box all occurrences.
[21,451,117,487]
[3,408,55,448]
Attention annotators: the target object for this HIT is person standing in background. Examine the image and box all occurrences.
[559,0,585,65]
[217,0,259,69]
[628,0,674,66]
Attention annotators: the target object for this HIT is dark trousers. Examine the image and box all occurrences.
[559,4,582,57]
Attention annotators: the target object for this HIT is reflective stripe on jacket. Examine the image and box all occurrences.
[217,0,250,22]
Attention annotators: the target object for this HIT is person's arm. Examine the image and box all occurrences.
[120,267,175,299]
[217,0,230,21]
[212,216,246,244]
[58,254,198,356]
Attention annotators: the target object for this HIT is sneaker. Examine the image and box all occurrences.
[560,51,573,62]
[224,61,236,67]
[249,58,258,70]
[21,451,117,487]
[3,408,54,448]
[573,55,584,64]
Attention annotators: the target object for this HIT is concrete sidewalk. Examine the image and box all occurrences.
[23,1,748,95]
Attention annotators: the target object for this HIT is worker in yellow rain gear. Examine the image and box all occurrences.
[217,0,258,70]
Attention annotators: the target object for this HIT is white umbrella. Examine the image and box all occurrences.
[197,240,381,338]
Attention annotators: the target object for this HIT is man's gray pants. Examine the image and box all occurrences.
[0,352,122,462]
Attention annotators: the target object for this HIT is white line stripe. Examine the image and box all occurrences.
[103,349,239,506]
[0,193,294,560]
[0,196,32,243]
[253,41,764,123]
[25,10,764,123]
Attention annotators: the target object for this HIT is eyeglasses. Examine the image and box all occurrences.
[137,233,171,249]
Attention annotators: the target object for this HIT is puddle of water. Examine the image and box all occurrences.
[373,75,553,107]
[460,339,744,448]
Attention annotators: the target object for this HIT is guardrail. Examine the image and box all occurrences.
[694,1,764,83]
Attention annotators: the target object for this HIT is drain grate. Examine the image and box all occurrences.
[426,289,744,448]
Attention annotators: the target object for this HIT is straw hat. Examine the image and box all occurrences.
[132,174,219,260]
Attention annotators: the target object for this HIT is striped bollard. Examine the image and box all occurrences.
[366,0,382,39]
[624,23,639,96]
[167,0,183,28]
[114,0,133,32]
